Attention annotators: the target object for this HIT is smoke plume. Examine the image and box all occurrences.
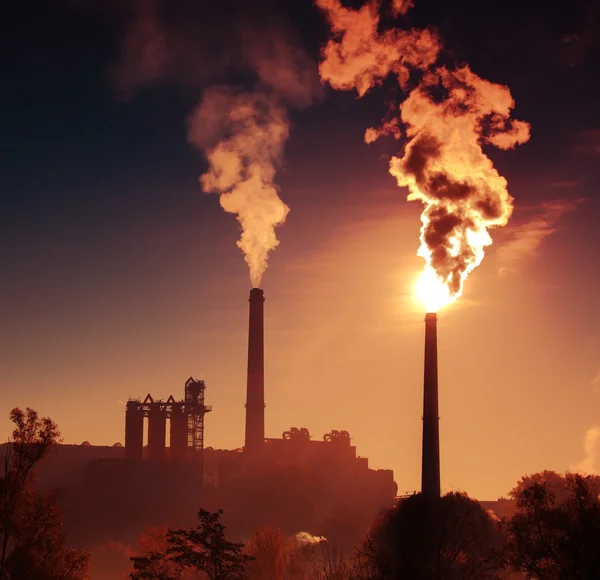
[111,1,321,287]
[316,0,439,96]
[576,425,600,474]
[294,531,327,545]
[188,88,291,287]
[316,0,530,301]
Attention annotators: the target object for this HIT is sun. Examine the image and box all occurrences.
[415,269,453,313]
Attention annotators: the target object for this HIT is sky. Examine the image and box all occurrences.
[1,0,599,500]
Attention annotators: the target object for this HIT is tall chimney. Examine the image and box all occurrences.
[245,287,265,453]
[421,312,441,498]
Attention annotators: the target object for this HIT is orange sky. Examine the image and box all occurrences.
[3,0,600,505]
[2,190,597,501]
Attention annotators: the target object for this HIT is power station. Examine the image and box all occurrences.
[117,287,395,501]
[119,288,441,501]
[17,286,443,553]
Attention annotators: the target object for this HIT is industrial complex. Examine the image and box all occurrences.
[33,288,399,548]
[115,287,396,495]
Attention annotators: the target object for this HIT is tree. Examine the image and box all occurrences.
[130,526,184,580]
[130,509,253,580]
[503,470,600,580]
[245,525,289,580]
[306,542,351,580]
[168,509,253,580]
[0,407,89,580]
[4,492,89,580]
[359,492,505,580]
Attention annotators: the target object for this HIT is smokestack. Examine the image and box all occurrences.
[421,312,440,498]
[245,287,265,453]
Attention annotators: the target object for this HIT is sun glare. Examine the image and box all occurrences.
[415,269,453,313]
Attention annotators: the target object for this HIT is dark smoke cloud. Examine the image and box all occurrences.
[316,0,530,304]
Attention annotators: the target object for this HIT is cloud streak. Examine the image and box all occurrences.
[496,198,583,277]
[592,368,600,390]
[573,129,600,155]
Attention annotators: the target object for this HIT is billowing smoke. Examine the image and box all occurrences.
[111,2,321,287]
[294,531,327,545]
[188,88,291,287]
[317,0,440,96]
[316,0,530,302]
[191,25,322,287]
[392,0,414,16]
[389,67,530,296]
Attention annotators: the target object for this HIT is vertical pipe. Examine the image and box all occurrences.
[421,312,441,498]
[170,408,188,462]
[148,407,166,462]
[245,288,265,453]
[125,402,143,461]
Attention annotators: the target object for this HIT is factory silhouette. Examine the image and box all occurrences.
[123,288,440,502]
[34,287,435,553]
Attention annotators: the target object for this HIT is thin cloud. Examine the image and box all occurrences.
[107,0,168,96]
[559,0,599,69]
[551,180,581,189]
[575,425,600,474]
[496,197,584,277]
[573,129,600,155]
[108,0,322,105]
[592,367,600,391]
[107,0,233,97]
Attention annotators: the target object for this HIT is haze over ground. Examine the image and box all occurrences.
[1,0,599,500]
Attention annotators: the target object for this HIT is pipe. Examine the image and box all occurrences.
[421,312,441,498]
[125,402,143,461]
[148,407,166,462]
[245,287,265,453]
[170,408,188,462]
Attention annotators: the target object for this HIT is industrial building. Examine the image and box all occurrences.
[124,377,211,466]
[115,287,395,495]
[30,287,397,550]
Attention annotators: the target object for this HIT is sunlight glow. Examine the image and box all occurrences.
[415,269,454,313]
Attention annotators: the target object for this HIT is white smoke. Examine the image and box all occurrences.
[294,531,327,545]
[187,87,291,287]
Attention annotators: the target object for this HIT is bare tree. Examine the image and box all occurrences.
[245,525,289,580]
[0,407,89,580]
[307,542,352,580]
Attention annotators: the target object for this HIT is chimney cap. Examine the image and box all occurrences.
[249,288,264,300]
